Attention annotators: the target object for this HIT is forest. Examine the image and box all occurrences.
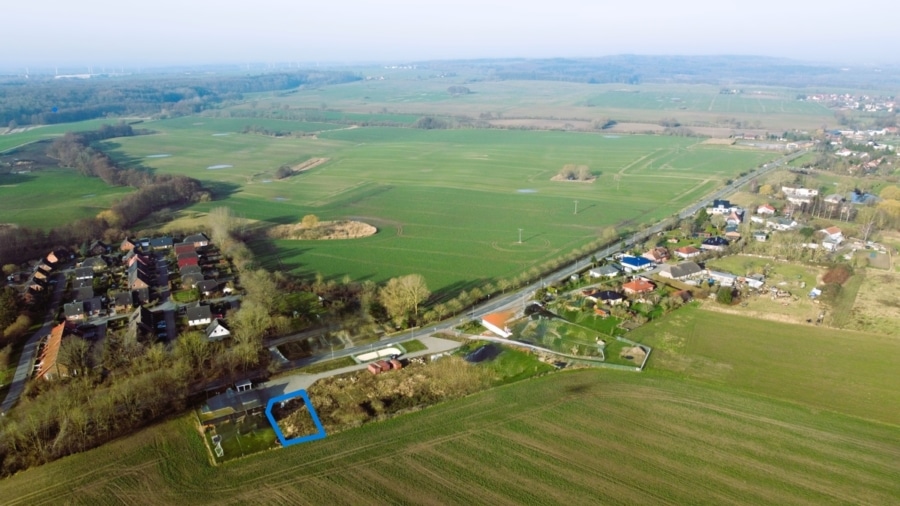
[0,70,361,127]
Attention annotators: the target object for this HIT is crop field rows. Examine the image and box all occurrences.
[1,370,897,505]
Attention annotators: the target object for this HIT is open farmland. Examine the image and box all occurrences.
[0,168,134,229]
[1,368,897,505]
[100,122,777,293]
[247,79,834,132]
[627,304,900,426]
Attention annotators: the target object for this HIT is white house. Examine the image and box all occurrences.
[206,319,231,342]
[589,264,621,278]
[756,204,776,215]
[820,226,844,244]
[782,186,818,205]
[481,311,514,338]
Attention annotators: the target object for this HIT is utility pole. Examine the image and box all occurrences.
[518,228,523,244]
[574,200,579,215]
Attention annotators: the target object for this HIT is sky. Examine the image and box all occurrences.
[5,0,900,70]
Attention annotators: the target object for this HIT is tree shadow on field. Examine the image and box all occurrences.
[205,181,242,200]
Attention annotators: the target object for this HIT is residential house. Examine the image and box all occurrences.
[707,199,742,216]
[120,237,137,252]
[74,267,94,281]
[206,319,231,342]
[708,270,737,287]
[674,246,701,259]
[752,231,769,242]
[128,263,155,290]
[642,247,670,264]
[129,306,157,338]
[64,302,86,321]
[589,264,621,278]
[36,323,69,380]
[725,211,743,226]
[592,290,625,305]
[622,278,655,295]
[112,292,134,313]
[83,297,104,318]
[182,233,210,248]
[132,287,152,305]
[619,255,654,273]
[181,272,204,289]
[74,286,94,302]
[73,278,92,290]
[766,217,799,231]
[174,243,196,256]
[81,256,110,271]
[658,261,705,281]
[481,311,514,338]
[88,240,109,256]
[196,279,219,297]
[148,236,174,250]
[756,204,776,215]
[819,226,844,244]
[180,264,202,277]
[187,305,213,327]
[782,186,818,206]
[700,236,730,252]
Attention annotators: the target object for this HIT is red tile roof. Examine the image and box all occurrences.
[623,279,655,293]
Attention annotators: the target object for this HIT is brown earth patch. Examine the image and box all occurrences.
[701,137,736,145]
[268,220,376,240]
[291,157,329,174]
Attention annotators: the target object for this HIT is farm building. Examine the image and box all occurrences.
[658,261,705,281]
[708,270,737,287]
[182,233,210,248]
[482,311,515,338]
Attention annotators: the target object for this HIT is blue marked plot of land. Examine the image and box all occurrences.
[265,389,327,447]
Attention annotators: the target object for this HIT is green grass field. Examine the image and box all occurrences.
[1,367,897,505]
[96,121,778,293]
[627,304,900,426]
[0,168,134,228]
[0,119,123,153]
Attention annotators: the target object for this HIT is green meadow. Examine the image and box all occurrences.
[0,118,123,153]
[0,168,134,228]
[97,121,777,292]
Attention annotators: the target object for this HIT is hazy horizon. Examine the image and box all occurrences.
[4,0,900,70]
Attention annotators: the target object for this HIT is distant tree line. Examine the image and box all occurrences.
[0,71,361,127]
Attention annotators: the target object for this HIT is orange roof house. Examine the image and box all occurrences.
[481,311,515,338]
[623,278,655,295]
[36,323,69,380]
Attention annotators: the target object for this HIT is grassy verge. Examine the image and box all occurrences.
[294,356,356,374]
[397,339,427,353]
[827,270,865,328]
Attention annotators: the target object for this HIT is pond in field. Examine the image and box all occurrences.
[146,154,171,158]
[212,133,231,137]
[603,135,620,139]
[207,164,233,170]
[517,189,538,193]
[273,197,288,201]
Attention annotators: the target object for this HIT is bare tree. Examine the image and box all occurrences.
[379,274,431,322]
